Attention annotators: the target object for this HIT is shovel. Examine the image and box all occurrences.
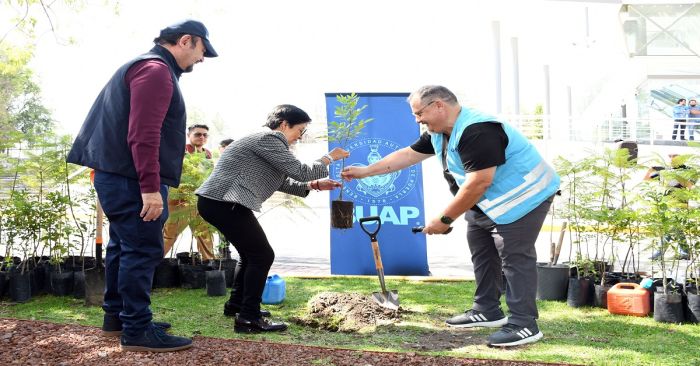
[551,221,567,266]
[359,216,399,310]
[84,197,105,306]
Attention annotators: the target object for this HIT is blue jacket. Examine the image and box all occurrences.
[432,107,560,224]
[67,46,186,187]
[673,105,688,119]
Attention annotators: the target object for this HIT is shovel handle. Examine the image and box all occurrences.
[96,198,103,267]
[359,216,381,241]
[552,221,567,265]
[370,239,388,294]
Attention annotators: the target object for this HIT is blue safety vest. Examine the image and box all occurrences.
[431,107,560,224]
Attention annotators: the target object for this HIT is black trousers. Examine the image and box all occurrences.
[465,196,553,327]
[672,119,686,140]
[197,196,274,319]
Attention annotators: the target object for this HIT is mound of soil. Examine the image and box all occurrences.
[293,292,402,332]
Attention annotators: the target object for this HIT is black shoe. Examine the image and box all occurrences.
[445,308,508,328]
[223,302,271,318]
[487,323,543,347]
[101,313,172,337]
[234,315,287,333]
[120,323,192,352]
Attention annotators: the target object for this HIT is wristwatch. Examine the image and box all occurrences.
[440,215,454,225]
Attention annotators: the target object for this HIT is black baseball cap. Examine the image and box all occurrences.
[159,20,218,58]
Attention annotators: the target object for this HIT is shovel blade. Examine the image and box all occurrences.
[84,266,105,307]
[371,290,399,310]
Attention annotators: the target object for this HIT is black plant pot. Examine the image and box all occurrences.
[594,284,611,309]
[179,264,207,289]
[50,270,74,297]
[206,270,227,296]
[176,252,202,266]
[330,200,354,229]
[67,257,96,272]
[208,259,237,288]
[0,271,7,299]
[536,263,569,301]
[29,264,45,297]
[73,271,86,299]
[9,269,32,303]
[685,284,699,323]
[153,258,180,288]
[654,291,684,323]
[567,277,593,307]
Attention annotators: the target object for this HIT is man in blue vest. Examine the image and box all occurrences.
[67,20,217,352]
[341,85,559,347]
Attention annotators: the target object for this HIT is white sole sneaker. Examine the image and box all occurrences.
[489,331,543,347]
[446,316,508,328]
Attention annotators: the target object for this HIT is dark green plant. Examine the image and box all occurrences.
[570,254,597,279]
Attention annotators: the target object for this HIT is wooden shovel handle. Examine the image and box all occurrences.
[371,240,384,271]
[553,222,567,265]
[96,199,103,244]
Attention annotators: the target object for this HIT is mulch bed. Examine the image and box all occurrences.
[0,318,575,365]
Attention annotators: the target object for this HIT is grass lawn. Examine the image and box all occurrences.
[1,277,699,366]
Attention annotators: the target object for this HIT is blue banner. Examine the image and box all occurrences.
[326,93,428,275]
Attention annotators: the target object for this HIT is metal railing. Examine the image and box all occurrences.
[500,115,700,146]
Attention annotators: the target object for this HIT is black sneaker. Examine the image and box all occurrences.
[234,315,287,333]
[487,323,543,347]
[445,308,508,328]
[223,302,271,318]
[101,313,172,337]
[120,323,192,352]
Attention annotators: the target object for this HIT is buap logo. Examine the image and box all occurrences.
[332,138,418,205]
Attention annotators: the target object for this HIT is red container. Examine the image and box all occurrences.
[607,283,650,317]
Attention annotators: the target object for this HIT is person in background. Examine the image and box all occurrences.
[687,99,700,141]
[672,98,688,141]
[341,85,559,347]
[219,138,234,153]
[66,20,218,352]
[162,124,215,260]
[196,104,349,333]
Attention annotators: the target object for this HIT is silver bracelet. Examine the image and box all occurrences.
[323,153,334,163]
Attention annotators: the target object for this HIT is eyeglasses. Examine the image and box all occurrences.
[300,128,307,137]
[193,132,209,138]
[413,100,436,118]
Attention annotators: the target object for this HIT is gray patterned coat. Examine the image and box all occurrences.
[195,130,328,212]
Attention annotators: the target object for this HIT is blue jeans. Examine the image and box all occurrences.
[93,170,169,337]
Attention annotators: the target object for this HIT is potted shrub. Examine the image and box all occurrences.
[327,93,373,229]
[640,167,686,323]
[205,240,228,297]
[567,254,596,307]
[5,191,35,303]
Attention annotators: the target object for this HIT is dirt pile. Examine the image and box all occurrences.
[293,291,402,332]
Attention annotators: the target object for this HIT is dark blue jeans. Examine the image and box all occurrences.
[93,170,168,337]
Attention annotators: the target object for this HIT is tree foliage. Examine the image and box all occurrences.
[0,44,53,142]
